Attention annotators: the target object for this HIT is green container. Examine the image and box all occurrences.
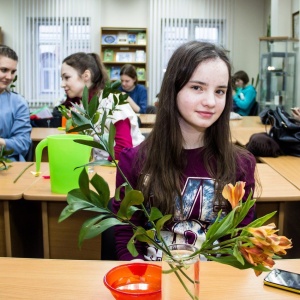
[35,134,93,194]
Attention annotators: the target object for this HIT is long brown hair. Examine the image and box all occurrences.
[136,41,253,214]
[62,52,108,92]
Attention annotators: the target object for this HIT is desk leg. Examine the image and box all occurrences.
[3,201,12,257]
[277,202,285,236]
[42,202,50,258]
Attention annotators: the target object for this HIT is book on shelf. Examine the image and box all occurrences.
[103,49,114,62]
[135,50,146,62]
[110,66,121,80]
[128,33,137,44]
[136,67,146,81]
[106,67,111,79]
[102,34,117,44]
[116,52,135,62]
[117,31,128,44]
[137,32,147,45]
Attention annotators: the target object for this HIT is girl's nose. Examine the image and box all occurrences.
[203,92,216,107]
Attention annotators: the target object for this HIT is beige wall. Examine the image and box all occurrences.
[0,0,298,104]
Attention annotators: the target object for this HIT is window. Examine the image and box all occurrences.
[31,17,91,103]
[162,19,225,70]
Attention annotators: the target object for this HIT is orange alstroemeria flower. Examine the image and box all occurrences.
[239,245,275,276]
[222,181,245,209]
[247,223,292,256]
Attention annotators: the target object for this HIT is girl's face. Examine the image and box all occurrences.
[61,63,88,98]
[0,56,17,93]
[235,78,244,88]
[177,58,228,134]
[120,74,136,92]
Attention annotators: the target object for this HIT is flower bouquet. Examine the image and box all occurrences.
[58,83,292,300]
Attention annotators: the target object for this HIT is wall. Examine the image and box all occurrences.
[0,0,298,104]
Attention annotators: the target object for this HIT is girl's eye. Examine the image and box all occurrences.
[191,85,202,91]
[216,89,226,95]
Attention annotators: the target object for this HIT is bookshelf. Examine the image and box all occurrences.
[100,27,147,85]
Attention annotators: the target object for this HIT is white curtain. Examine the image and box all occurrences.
[148,0,235,102]
[12,0,99,109]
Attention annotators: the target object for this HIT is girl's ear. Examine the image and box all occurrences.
[82,69,92,83]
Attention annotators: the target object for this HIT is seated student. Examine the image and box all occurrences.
[112,41,256,261]
[0,45,32,161]
[119,64,148,114]
[232,70,256,116]
[60,52,144,161]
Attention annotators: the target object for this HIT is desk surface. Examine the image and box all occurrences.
[23,165,117,201]
[0,257,299,299]
[31,127,65,141]
[138,113,156,126]
[230,116,267,129]
[21,162,300,202]
[256,163,300,201]
[259,156,300,190]
[0,162,48,200]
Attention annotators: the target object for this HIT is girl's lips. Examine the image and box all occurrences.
[197,111,214,118]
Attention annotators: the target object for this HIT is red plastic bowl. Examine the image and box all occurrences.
[103,263,161,300]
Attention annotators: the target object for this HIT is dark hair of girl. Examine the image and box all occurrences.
[136,41,254,214]
[62,52,108,91]
[120,64,138,85]
[0,44,18,61]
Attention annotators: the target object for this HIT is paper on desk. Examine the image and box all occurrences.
[30,106,53,119]
[230,112,243,120]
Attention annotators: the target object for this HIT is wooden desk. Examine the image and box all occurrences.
[0,257,299,299]
[21,162,300,259]
[23,165,116,260]
[31,127,65,142]
[0,162,48,257]
[255,163,300,243]
[259,156,300,190]
[229,116,267,129]
[138,114,156,127]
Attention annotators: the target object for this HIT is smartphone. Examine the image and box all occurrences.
[264,268,300,294]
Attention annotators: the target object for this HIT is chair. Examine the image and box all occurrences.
[24,141,34,161]
[249,101,259,116]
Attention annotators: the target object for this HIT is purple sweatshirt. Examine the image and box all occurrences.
[112,146,256,261]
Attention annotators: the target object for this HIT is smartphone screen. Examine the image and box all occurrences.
[264,269,300,294]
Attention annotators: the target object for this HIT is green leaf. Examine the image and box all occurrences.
[149,207,163,221]
[67,124,92,133]
[58,199,93,222]
[127,226,148,257]
[117,190,144,220]
[206,254,271,273]
[108,123,116,158]
[82,86,89,111]
[240,211,277,236]
[155,214,173,240]
[88,94,99,119]
[78,168,91,200]
[78,217,124,247]
[71,110,91,126]
[111,80,121,90]
[135,228,156,243]
[90,173,110,207]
